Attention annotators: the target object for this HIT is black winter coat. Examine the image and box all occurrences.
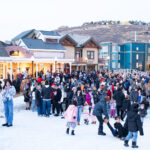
[53,88,62,102]
[35,90,42,107]
[124,104,143,134]
[113,91,125,107]
[122,99,131,112]
[24,91,31,102]
[41,85,52,100]
[76,94,85,106]
[130,90,139,103]
[114,122,128,138]
[141,101,149,110]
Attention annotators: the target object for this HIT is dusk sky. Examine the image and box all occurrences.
[0,0,150,41]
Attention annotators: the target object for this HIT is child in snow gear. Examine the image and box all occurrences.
[105,116,128,140]
[124,103,144,148]
[64,101,78,135]
[83,102,89,125]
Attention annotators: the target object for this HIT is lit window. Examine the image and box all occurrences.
[136,47,139,50]
[136,63,139,68]
[112,62,115,68]
[9,51,19,56]
[136,54,139,60]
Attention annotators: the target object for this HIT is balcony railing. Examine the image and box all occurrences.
[98,58,105,64]
[74,57,87,63]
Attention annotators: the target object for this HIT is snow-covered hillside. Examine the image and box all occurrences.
[0,96,149,150]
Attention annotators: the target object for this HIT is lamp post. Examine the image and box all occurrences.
[31,56,35,77]
[54,57,57,73]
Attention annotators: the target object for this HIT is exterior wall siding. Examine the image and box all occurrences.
[63,46,75,59]
[83,47,98,64]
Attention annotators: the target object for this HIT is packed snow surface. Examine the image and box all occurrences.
[0,96,149,150]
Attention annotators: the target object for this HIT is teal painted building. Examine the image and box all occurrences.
[99,42,150,71]
[99,42,119,70]
[118,43,148,71]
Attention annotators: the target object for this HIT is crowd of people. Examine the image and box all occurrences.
[0,69,150,148]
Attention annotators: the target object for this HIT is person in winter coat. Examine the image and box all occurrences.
[110,99,116,118]
[130,87,139,104]
[76,89,85,125]
[141,97,149,111]
[105,116,128,140]
[121,95,131,120]
[113,87,125,120]
[64,84,72,110]
[41,81,52,117]
[2,79,16,127]
[53,84,62,116]
[35,84,42,116]
[86,89,94,114]
[64,100,78,135]
[139,103,147,126]
[16,76,21,93]
[93,89,109,136]
[31,81,37,112]
[124,103,144,148]
[24,88,31,110]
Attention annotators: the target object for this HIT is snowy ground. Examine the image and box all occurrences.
[0,97,149,150]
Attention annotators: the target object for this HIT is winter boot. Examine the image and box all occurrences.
[132,142,138,148]
[66,128,69,134]
[2,123,8,126]
[124,140,129,147]
[98,126,106,136]
[71,130,75,135]
[98,131,106,136]
[84,119,89,125]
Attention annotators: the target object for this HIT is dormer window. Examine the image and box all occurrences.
[10,50,19,56]
[46,38,58,43]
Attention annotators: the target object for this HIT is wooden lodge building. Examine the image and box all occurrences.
[0,29,100,80]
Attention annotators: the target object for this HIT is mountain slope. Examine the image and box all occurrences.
[57,24,150,43]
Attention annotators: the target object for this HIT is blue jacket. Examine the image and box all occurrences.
[93,93,109,119]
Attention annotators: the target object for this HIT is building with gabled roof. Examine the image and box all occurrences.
[60,34,100,71]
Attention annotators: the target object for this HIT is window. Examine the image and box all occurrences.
[101,46,109,53]
[136,62,139,68]
[9,51,19,56]
[148,48,150,53]
[112,62,116,68]
[112,54,116,60]
[46,38,58,43]
[0,64,3,79]
[136,47,139,50]
[118,54,120,60]
[87,51,94,59]
[118,63,120,68]
[136,54,139,60]
[112,46,117,52]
